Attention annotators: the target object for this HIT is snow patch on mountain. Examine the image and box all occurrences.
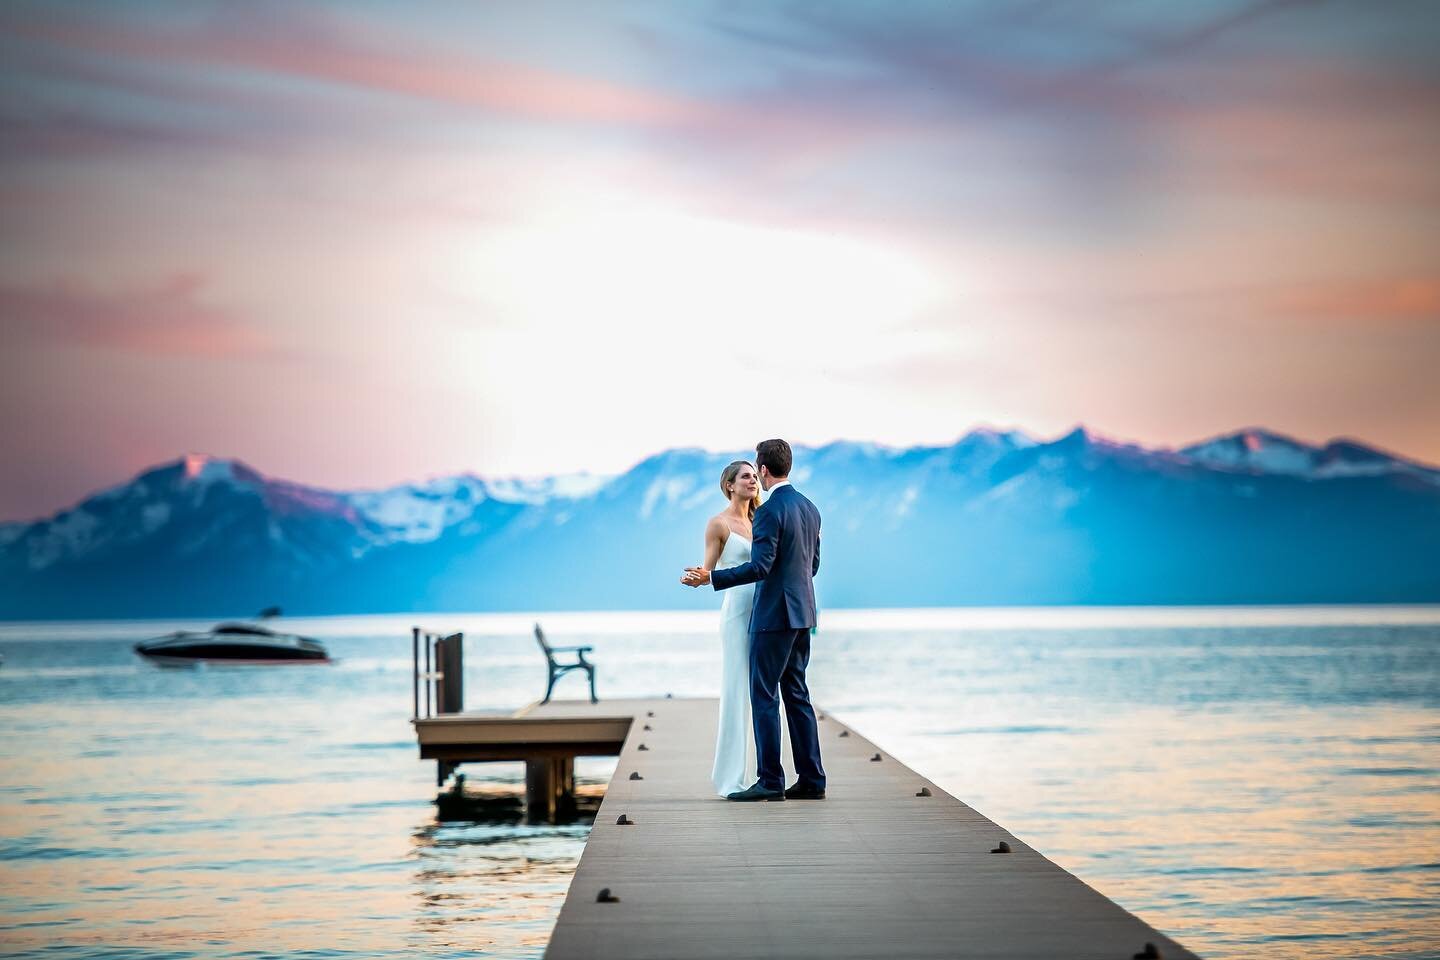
[346,477,488,543]
[341,471,612,544]
[483,472,610,504]
[893,485,920,519]
[141,503,172,532]
[27,509,102,570]
[640,475,699,519]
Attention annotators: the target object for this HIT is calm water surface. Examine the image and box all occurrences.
[1,607,1437,959]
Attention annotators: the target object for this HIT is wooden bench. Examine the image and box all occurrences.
[534,623,597,703]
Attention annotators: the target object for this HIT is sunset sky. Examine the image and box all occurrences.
[2,0,1438,521]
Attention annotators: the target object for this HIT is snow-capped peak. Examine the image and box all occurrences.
[179,452,248,485]
[1181,428,1315,474]
[1049,424,1102,450]
[957,426,1039,451]
[184,452,215,480]
[169,453,267,492]
[1179,429,1436,480]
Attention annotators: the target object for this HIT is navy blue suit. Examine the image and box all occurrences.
[711,483,825,792]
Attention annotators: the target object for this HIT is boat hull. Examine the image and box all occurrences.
[138,652,332,667]
[135,631,332,665]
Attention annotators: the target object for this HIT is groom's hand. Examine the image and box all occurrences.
[681,567,711,587]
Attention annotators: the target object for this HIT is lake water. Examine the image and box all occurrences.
[1,607,1437,959]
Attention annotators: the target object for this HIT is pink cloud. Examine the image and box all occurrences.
[1265,277,1440,324]
[0,274,270,358]
[1150,57,1440,204]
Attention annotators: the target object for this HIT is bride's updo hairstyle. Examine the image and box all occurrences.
[720,460,761,522]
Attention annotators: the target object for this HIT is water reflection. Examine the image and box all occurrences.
[405,771,611,957]
[431,775,606,824]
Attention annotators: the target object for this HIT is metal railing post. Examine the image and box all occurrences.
[412,626,420,720]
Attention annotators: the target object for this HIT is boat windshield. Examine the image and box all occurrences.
[213,624,276,636]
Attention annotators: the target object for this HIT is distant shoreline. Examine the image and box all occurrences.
[3,602,1439,635]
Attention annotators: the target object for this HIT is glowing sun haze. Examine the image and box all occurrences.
[1,0,1438,521]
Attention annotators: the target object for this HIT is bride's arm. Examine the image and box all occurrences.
[701,517,726,573]
[683,518,728,587]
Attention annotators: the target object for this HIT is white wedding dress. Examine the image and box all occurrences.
[711,530,758,797]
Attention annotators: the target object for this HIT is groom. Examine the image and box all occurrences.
[684,439,826,801]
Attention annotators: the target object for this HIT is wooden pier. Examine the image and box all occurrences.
[412,696,1198,959]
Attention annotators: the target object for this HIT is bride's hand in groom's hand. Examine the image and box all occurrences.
[681,566,711,588]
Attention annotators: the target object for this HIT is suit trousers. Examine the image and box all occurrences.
[749,627,826,792]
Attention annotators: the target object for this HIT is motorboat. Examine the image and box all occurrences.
[135,621,331,665]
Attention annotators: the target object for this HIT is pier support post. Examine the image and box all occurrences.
[526,755,576,822]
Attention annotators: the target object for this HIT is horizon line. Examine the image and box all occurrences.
[3,603,1440,633]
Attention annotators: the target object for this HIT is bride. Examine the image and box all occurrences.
[699,460,761,797]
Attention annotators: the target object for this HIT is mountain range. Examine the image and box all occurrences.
[2,426,1438,619]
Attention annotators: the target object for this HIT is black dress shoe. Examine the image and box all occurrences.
[783,783,826,800]
[726,783,785,802]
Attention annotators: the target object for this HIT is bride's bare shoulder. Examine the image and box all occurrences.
[705,514,730,539]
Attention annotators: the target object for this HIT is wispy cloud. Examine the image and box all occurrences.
[0,274,271,358]
[2,6,715,135]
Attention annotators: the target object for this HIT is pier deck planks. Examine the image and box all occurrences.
[508,697,1198,960]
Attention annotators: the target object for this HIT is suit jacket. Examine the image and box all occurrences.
[711,483,821,631]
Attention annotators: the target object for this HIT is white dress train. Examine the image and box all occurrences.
[711,532,757,797]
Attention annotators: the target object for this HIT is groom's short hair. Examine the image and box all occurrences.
[756,439,792,478]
